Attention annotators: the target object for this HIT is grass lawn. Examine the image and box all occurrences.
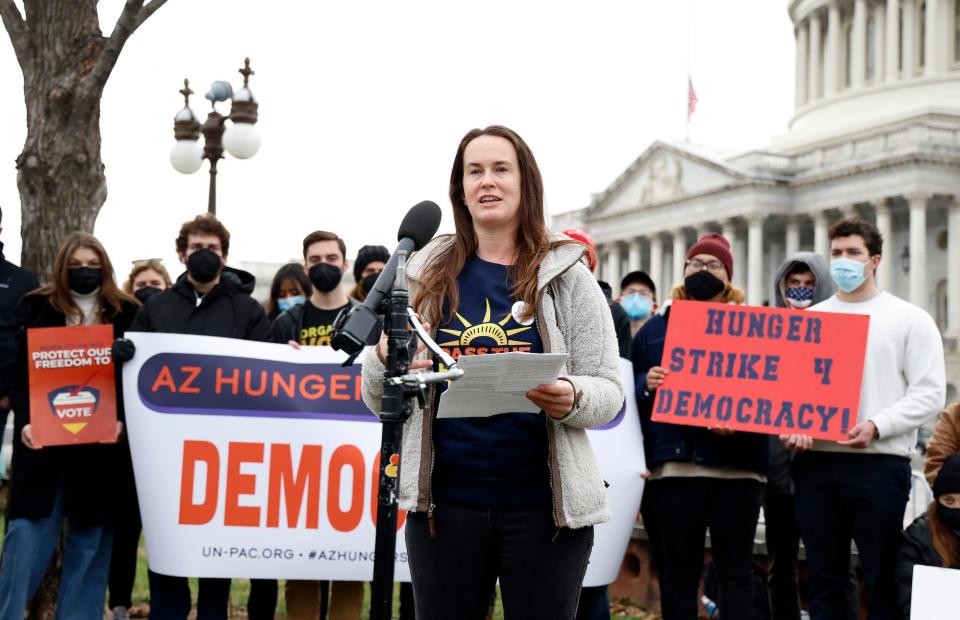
[0,494,654,619]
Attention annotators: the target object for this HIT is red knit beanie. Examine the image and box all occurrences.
[686,233,733,280]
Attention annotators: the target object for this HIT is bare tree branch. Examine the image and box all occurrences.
[82,0,170,94]
[0,0,30,69]
[135,0,169,29]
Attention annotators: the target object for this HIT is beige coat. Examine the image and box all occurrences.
[925,401,960,486]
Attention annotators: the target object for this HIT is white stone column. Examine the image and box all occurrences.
[796,19,809,106]
[747,214,765,306]
[723,220,747,290]
[825,1,842,95]
[605,244,621,290]
[649,235,664,292]
[785,216,801,257]
[908,193,929,310]
[814,211,830,257]
[903,0,916,76]
[886,0,900,81]
[875,200,893,292]
[948,199,960,335]
[809,11,823,99]
[852,0,868,88]
[924,0,941,75]
[672,230,687,289]
[876,2,887,80]
[628,238,642,274]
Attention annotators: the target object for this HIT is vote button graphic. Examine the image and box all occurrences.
[48,386,101,434]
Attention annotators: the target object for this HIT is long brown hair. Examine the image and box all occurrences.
[929,500,960,568]
[32,232,137,321]
[414,125,572,323]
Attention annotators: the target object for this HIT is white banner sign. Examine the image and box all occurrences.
[123,333,644,584]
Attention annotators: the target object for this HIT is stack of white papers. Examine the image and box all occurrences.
[437,352,568,418]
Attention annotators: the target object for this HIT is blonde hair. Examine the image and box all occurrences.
[123,259,172,294]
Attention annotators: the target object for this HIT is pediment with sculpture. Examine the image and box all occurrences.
[589,142,748,217]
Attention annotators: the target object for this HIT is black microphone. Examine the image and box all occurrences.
[331,201,442,356]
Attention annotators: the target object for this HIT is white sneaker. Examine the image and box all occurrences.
[111,607,129,620]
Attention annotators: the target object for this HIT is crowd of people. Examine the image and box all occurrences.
[0,122,956,620]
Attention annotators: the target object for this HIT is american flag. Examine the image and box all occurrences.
[687,76,698,119]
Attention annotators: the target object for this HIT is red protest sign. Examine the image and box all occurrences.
[27,325,118,447]
[651,300,869,441]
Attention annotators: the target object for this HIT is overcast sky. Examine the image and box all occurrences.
[0,0,796,275]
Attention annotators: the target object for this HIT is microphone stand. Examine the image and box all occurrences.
[369,251,463,620]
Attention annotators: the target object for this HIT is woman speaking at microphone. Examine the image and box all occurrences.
[0,232,138,618]
[361,125,623,619]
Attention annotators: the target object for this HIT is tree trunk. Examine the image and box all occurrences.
[14,1,105,282]
[0,2,169,616]
[1,0,170,282]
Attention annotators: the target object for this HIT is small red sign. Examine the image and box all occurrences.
[651,301,869,441]
[27,325,118,447]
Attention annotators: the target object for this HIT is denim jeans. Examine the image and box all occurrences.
[652,477,764,620]
[793,451,911,620]
[0,484,114,620]
[405,501,594,620]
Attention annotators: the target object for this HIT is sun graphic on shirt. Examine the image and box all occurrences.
[438,298,532,346]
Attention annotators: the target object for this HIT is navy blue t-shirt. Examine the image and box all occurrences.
[432,255,551,508]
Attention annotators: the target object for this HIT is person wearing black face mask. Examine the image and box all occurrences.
[268,230,359,349]
[266,230,362,618]
[107,258,174,619]
[350,244,390,302]
[897,454,960,618]
[631,233,769,620]
[127,214,270,620]
[0,232,138,619]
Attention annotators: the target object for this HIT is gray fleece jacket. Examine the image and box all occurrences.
[361,235,624,529]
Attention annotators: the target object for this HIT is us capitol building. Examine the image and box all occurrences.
[554,0,960,401]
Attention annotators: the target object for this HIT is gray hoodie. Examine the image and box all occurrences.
[771,251,833,310]
[768,252,834,494]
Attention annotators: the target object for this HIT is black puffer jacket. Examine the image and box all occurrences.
[0,243,39,398]
[129,267,269,340]
[8,294,138,523]
[896,514,949,619]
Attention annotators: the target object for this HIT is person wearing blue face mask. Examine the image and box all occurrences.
[263,262,312,322]
[782,217,946,620]
[618,271,657,339]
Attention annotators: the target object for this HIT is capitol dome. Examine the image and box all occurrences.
[783,0,960,148]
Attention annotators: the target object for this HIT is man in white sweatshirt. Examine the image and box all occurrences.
[782,217,946,620]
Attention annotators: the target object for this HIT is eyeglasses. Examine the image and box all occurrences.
[685,259,726,274]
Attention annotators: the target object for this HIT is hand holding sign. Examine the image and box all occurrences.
[652,301,869,441]
[27,325,119,447]
[646,366,667,392]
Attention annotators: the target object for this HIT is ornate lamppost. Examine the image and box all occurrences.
[169,58,261,215]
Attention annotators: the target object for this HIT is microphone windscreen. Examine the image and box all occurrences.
[397,201,442,250]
